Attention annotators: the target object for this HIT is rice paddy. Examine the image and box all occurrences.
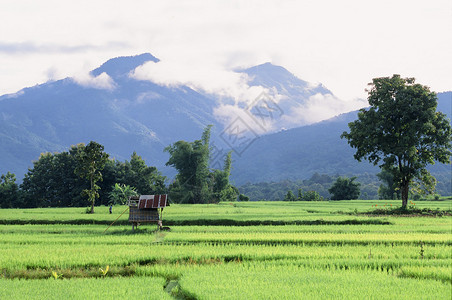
[0,200,451,299]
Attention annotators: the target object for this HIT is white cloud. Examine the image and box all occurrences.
[72,72,116,90]
[0,0,450,105]
[131,55,279,108]
[282,94,368,126]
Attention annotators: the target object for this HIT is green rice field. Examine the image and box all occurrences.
[0,200,451,299]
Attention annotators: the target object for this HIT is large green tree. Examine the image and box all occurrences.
[21,151,86,207]
[165,126,211,204]
[341,75,452,208]
[165,125,237,204]
[74,141,109,213]
[328,176,360,200]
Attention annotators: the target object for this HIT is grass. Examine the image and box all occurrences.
[0,200,451,299]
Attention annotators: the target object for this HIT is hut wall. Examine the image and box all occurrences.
[128,207,160,223]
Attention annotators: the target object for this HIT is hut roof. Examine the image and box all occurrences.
[138,194,168,209]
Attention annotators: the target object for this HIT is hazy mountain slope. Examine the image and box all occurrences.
[0,54,221,178]
[229,111,377,184]
[230,91,451,186]
[0,53,342,179]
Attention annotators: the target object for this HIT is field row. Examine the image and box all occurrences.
[1,262,450,300]
[1,200,450,223]
[1,224,450,274]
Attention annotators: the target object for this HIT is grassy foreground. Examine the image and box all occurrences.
[0,200,451,299]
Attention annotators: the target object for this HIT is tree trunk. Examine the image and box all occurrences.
[401,180,409,209]
[90,175,95,214]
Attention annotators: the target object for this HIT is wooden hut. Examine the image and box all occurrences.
[128,194,168,230]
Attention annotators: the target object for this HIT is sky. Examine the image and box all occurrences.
[1,0,451,104]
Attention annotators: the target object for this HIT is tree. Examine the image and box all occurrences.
[21,151,86,208]
[376,167,400,200]
[341,75,452,208]
[212,152,238,202]
[74,141,109,213]
[165,126,212,204]
[0,172,19,208]
[297,188,303,201]
[165,125,238,204]
[328,176,360,200]
[19,149,164,208]
[109,183,138,205]
[239,194,250,201]
[301,190,323,201]
[120,152,166,195]
[284,190,296,201]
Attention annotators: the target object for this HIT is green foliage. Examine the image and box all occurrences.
[74,142,109,213]
[239,173,377,201]
[118,152,166,195]
[16,147,164,209]
[284,190,296,201]
[239,174,333,201]
[328,176,361,200]
[0,172,19,208]
[166,126,238,204]
[238,194,249,201]
[109,183,138,205]
[342,75,452,208]
[165,127,211,204]
[300,190,324,201]
[211,152,238,202]
[21,151,87,208]
[410,169,437,198]
[377,167,400,200]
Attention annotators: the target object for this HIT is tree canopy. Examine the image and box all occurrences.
[74,142,110,213]
[0,172,19,208]
[165,125,238,204]
[328,176,360,200]
[15,143,165,209]
[341,75,452,207]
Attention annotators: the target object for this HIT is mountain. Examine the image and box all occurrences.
[90,53,160,77]
[0,54,222,178]
[242,62,332,99]
[0,53,450,196]
[0,53,337,180]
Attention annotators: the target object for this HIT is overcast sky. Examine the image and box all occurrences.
[1,0,451,101]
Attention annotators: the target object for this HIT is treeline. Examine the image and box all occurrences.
[2,125,447,208]
[238,173,380,201]
[0,144,166,208]
[0,126,238,209]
